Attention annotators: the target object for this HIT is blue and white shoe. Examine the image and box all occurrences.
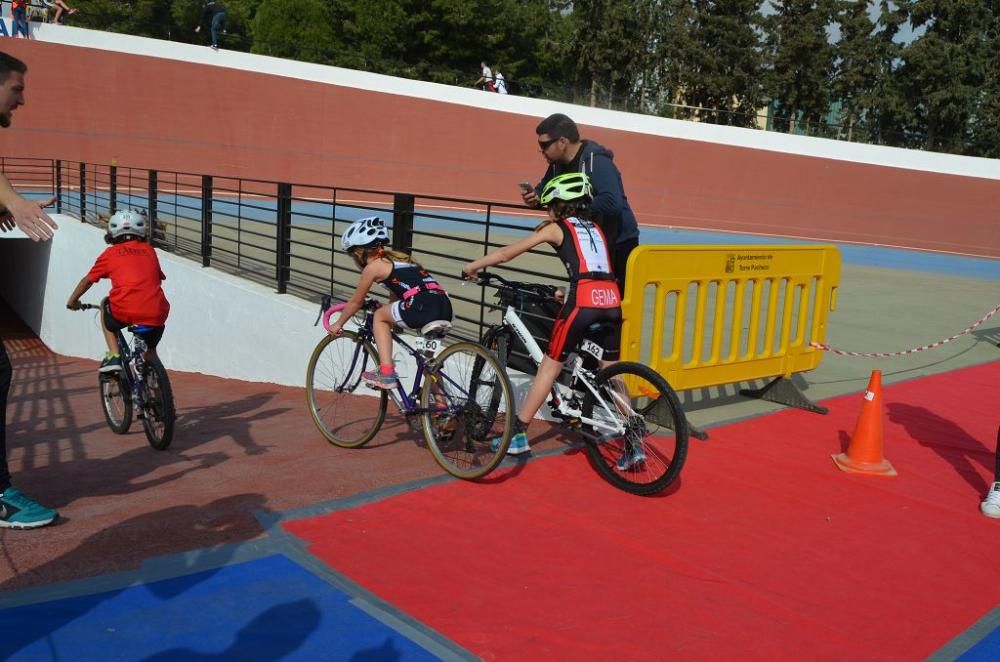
[491,431,531,455]
[0,487,58,529]
[615,443,646,471]
[982,482,1000,518]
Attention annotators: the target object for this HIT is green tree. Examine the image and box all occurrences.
[966,8,1000,157]
[678,0,764,127]
[896,0,993,152]
[763,0,839,135]
[251,0,335,63]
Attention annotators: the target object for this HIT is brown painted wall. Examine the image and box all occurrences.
[4,40,998,257]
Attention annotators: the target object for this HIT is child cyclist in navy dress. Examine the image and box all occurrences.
[463,172,632,462]
[66,209,170,371]
[329,216,453,389]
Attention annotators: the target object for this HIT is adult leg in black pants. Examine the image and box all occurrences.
[612,238,639,298]
[0,339,58,528]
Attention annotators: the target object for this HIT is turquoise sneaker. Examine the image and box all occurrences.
[490,431,531,455]
[0,487,58,529]
[615,442,647,471]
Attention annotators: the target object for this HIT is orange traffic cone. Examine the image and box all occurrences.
[832,370,897,476]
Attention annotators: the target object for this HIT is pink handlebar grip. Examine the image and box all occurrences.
[322,302,348,332]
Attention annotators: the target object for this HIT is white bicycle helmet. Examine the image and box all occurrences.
[107,209,148,240]
[341,216,389,251]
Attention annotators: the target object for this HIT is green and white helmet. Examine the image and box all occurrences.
[540,172,593,205]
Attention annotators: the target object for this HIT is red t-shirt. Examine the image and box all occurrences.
[87,240,170,326]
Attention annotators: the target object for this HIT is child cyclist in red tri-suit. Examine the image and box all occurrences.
[328,216,453,389]
[462,172,629,461]
[66,209,170,372]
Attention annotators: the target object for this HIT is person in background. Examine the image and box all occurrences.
[521,113,639,295]
[195,0,227,51]
[11,0,31,38]
[0,51,60,529]
[493,66,508,95]
[473,61,495,92]
[41,0,79,24]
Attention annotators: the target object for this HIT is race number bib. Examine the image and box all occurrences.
[580,339,604,360]
[415,337,442,356]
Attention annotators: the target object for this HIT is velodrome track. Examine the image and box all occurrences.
[0,236,997,660]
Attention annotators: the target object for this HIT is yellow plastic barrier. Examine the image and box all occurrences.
[620,244,840,414]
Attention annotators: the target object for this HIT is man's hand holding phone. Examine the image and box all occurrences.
[520,181,539,208]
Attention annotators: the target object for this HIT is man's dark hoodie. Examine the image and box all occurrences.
[536,139,639,245]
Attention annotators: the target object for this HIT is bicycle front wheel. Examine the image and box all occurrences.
[420,341,514,480]
[581,361,689,496]
[100,372,132,434]
[306,331,387,448]
[140,357,175,450]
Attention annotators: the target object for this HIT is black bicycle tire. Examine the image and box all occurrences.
[420,341,514,480]
[581,361,689,496]
[100,372,132,434]
[306,331,387,448]
[473,326,510,431]
[140,356,175,450]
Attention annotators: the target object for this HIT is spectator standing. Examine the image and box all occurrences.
[493,67,508,95]
[521,113,639,293]
[194,0,227,51]
[473,61,494,92]
[0,52,60,529]
[10,0,30,38]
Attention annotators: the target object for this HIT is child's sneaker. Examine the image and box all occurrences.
[491,431,531,455]
[0,487,58,529]
[362,369,399,390]
[981,482,1000,518]
[99,353,122,373]
[616,443,647,471]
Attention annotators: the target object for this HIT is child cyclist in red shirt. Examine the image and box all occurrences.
[463,172,628,460]
[66,209,170,372]
[328,216,453,389]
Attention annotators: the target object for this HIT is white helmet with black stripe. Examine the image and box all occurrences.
[341,216,389,251]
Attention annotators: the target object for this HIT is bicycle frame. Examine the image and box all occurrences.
[111,327,149,407]
[499,303,630,439]
[320,299,453,417]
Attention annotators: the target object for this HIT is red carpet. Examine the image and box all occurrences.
[285,360,1000,660]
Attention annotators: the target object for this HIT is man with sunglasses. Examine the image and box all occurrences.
[521,113,639,294]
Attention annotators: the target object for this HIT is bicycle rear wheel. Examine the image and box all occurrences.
[421,341,514,480]
[140,357,175,450]
[100,372,132,434]
[581,361,689,496]
[306,331,387,448]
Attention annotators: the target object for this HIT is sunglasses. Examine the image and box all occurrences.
[538,137,560,151]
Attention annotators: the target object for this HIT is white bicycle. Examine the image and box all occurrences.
[470,272,689,495]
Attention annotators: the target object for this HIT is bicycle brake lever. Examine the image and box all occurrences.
[314,294,333,326]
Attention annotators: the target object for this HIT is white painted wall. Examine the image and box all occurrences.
[0,217,360,387]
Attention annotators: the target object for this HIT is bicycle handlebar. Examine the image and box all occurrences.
[315,296,380,332]
[463,271,560,298]
[70,303,99,311]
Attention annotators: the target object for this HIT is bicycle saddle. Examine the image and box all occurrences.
[420,320,452,338]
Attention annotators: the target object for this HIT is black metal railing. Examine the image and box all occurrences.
[1,157,564,341]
